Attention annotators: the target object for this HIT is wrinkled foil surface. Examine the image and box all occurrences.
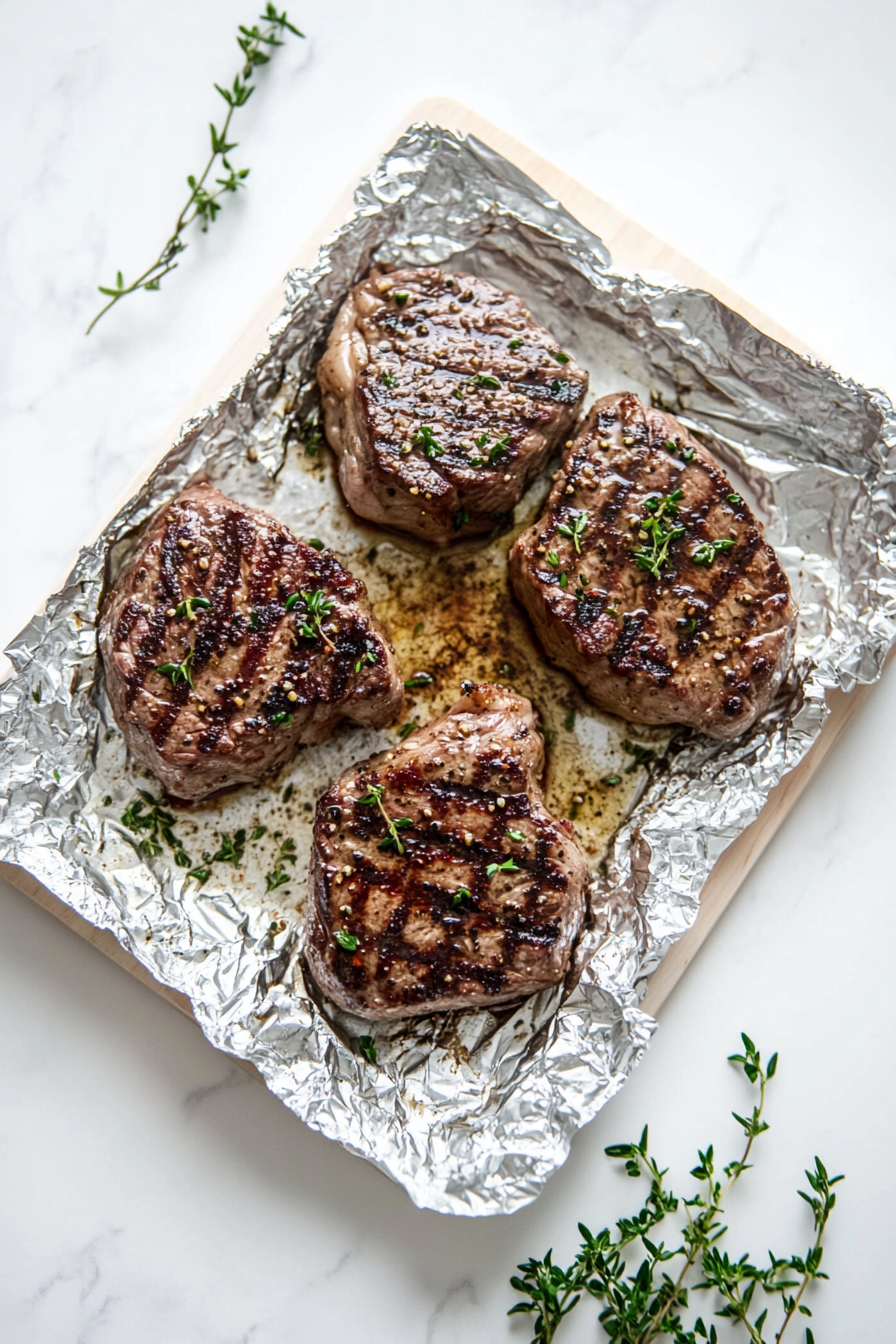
[2,125,895,1216]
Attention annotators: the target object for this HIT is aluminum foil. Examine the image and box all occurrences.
[2,124,895,1217]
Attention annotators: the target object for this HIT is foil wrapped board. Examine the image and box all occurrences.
[1,123,894,1217]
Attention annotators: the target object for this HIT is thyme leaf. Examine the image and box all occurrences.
[633,490,686,580]
[356,782,413,855]
[692,538,736,567]
[413,424,443,459]
[156,647,194,688]
[557,510,589,554]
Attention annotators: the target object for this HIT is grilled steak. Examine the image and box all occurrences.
[304,682,587,1020]
[317,268,588,545]
[509,392,797,739]
[99,482,403,802]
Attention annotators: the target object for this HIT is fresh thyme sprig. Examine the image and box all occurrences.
[509,1035,842,1344]
[265,836,297,891]
[413,425,444,459]
[692,538,735,568]
[633,490,686,580]
[86,6,304,334]
[356,782,413,855]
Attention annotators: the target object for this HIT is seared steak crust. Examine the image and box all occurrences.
[99,483,403,801]
[317,268,588,545]
[304,683,587,1020]
[509,393,797,739]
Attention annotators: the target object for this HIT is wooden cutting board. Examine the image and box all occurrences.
[0,97,877,1040]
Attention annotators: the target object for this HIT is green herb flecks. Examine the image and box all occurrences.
[452,886,472,907]
[334,928,359,952]
[509,337,522,351]
[507,829,526,843]
[473,372,502,390]
[453,508,470,531]
[381,370,397,388]
[509,1033,842,1344]
[397,721,418,741]
[358,1035,377,1063]
[268,710,293,726]
[156,647,194,689]
[404,672,434,689]
[265,836,296,892]
[547,551,559,568]
[633,489,686,580]
[550,350,570,364]
[563,709,576,733]
[393,291,410,307]
[413,425,443,459]
[603,774,622,786]
[356,782,413,855]
[288,588,335,647]
[299,415,322,457]
[557,510,588,554]
[623,740,655,773]
[121,790,191,867]
[306,537,325,551]
[355,645,377,674]
[471,431,510,467]
[87,6,304,333]
[174,595,211,622]
[32,685,41,704]
[728,493,743,505]
[486,857,520,878]
[692,538,736,568]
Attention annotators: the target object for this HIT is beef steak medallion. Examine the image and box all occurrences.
[99,482,403,801]
[304,682,587,1020]
[509,392,797,739]
[317,267,588,545]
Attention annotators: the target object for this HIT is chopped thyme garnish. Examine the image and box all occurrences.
[413,424,443,459]
[265,837,296,891]
[507,829,526,842]
[355,645,377,673]
[265,868,290,892]
[603,774,622,786]
[248,610,261,631]
[397,721,418,740]
[692,538,736,567]
[633,489,685,580]
[358,1035,377,1063]
[563,709,576,732]
[356,782,413,855]
[289,588,335,645]
[471,430,510,467]
[559,572,568,589]
[268,710,293,726]
[550,350,570,364]
[156,647,194,688]
[453,508,470,530]
[486,857,520,878]
[547,550,559,568]
[452,886,472,907]
[32,686,41,704]
[473,372,501,390]
[508,337,522,351]
[728,493,743,505]
[623,740,655,773]
[393,291,409,307]
[574,574,590,601]
[381,370,397,388]
[334,928,359,951]
[681,447,695,462]
[307,538,325,551]
[121,790,191,867]
[557,509,588,553]
[174,595,211,621]
[404,672,434,688]
[550,378,563,393]
[103,795,113,807]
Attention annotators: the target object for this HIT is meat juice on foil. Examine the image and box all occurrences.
[1,124,894,1215]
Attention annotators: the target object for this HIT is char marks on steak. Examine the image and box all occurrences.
[509,393,797,739]
[99,482,403,801]
[304,683,587,1020]
[317,268,588,545]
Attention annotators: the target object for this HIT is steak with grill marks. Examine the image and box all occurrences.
[304,682,587,1020]
[99,482,403,802]
[316,268,588,545]
[509,392,797,739]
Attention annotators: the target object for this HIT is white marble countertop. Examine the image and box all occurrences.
[2,2,894,1340]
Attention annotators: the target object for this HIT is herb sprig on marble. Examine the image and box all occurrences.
[86,6,304,334]
[509,1035,841,1344]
